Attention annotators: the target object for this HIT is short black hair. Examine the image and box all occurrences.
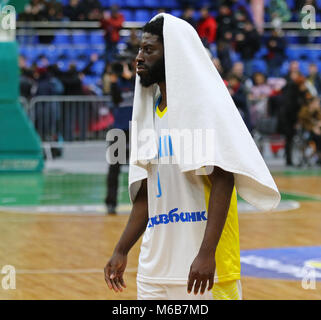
[142,16,164,44]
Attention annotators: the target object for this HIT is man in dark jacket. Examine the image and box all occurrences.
[234,21,261,77]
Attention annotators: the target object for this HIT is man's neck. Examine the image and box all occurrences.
[158,82,167,112]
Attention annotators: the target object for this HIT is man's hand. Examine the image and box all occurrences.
[187,252,215,295]
[104,252,127,292]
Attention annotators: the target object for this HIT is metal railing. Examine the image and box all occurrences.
[16,20,321,31]
[23,95,113,146]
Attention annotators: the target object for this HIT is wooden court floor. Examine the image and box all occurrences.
[0,174,320,300]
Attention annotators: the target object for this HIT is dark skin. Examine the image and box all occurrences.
[104,32,235,295]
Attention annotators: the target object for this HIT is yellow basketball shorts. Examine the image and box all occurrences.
[212,280,242,300]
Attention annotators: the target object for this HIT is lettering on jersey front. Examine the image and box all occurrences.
[158,135,174,158]
[147,208,207,228]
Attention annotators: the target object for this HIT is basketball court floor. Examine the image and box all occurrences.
[0,142,320,300]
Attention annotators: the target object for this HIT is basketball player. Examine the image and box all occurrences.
[104,16,241,300]
[104,15,279,300]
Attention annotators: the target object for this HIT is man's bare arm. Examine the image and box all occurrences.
[187,166,234,295]
[104,178,148,292]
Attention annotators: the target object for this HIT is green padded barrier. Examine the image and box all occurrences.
[0,42,18,101]
[0,0,44,172]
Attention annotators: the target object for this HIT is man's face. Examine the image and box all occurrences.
[136,32,165,87]
[309,64,318,75]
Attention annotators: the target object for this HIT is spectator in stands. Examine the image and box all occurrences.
[268,0,291,30]
[197,6,217,47]
[34,66,63,140]
[248,72,272,128]
[298,96,321,165]
[45,0,64,21]
[215,4,237,43]
[212,57,224,76]
[100,5,125,63]
[234,10,248,32]
[265,29,287,77]
[180,6,197,29]
[287,60,300,76]
[224,0,253,23]
[20,0,47,21]
[278,71,310,165]
[307,63,321,96]
[64,0,82,21]
[105,61,135,214]
[178,0,199,9]
[230,61,253,91]
[80,0,103,21]
[216,31,233,77]
[234,20,261,77]
[227,73,252,132]
[19,56,36,99]
[125,29,141,59]
[102,63,112,95]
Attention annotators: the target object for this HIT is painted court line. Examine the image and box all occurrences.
[15,268,137,275]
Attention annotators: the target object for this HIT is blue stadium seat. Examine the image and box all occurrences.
[53,32,71,45]
[231,51,241,63]
[44,47,59,64]
[21,46,38,62]
[286,0,295,9]
[307,50,321,62]
[285,35,300,44]
[83,75,101,87]
[280,61,289,76]
[109,0,125,6]
[170,9,182,17]
[75,47,89,59]
[61,0,70,5]
[254,46,267,59]
[121,9,133,21]
[124,0,141,8]
[143,0,160,8]
[135,9,151,22]
[194,11,201,21]
[100,0,110,7]
[92,60,106,75]
[72,32,88,45]
[76,60,88,72]
[57,59,70,72]
[82,76,94,86]
[299,60,309,75]
[252,59,267,74]
[55,47,69,59]
[286,48,302,60]
[161,0,179,8]
[90,31,105,45]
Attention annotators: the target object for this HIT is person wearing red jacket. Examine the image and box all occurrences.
[197,7,217,47]
[100,5,125,62]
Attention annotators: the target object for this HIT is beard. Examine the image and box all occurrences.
[139,57,165,87]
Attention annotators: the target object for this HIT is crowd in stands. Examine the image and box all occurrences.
[17,0,321,23]
[17,0,321,165]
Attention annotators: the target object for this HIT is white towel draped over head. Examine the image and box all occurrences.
[128,13,280,211]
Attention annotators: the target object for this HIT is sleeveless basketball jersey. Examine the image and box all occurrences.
[137,97,241,284]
